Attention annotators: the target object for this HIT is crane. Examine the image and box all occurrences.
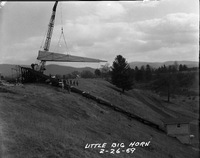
[20,1,106,84]
[39,1,58,73]
[36,1,106,73]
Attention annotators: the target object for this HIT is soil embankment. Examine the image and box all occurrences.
[0,81,199,158]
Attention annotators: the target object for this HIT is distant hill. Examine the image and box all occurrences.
[0,64,26,77]
[44,64,95,76]
[0,60,198,77]
[0,64,95,77]
[129,61,199,69]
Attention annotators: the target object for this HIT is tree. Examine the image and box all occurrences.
[81,70,95,78]
[140,66,145,81]
[111,55,134,93]
[174,61,179,71]
[135,66,145,82]
[71,71,80,78]
[182,64,188,71]
[179,64,183,71]
[165,71,178,102]
[65,71,80,79]
[154,64,179,102]
[145,64,152,81]
[134,66,139,81]
[100,63,111,79]
[94,69,101,77]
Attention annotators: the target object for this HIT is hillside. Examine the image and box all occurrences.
[44,64,95,76]
[0,64,95,77]
[0,79,199,158]
[0,64,23,77]
[1,60,198,77]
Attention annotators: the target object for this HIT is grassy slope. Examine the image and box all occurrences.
[0,80,199,158]
[77,79,199,125]
[78,78,199,146]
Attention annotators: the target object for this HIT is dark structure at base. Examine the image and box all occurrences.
[20,66,59,86]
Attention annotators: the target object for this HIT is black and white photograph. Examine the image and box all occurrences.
[0,0,199,157]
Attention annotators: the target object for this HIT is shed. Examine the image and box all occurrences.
[162,117,193,144]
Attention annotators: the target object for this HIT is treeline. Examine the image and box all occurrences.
[53,64,111,80]
[53,70,94,79]
[52,55,198,102]
[102,56,198,102]
[130,62,193,82]
[128,61,198,102]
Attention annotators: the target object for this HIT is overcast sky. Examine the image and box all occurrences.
[0,0,199,68]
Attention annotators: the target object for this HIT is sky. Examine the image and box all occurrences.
[0,0,199,68]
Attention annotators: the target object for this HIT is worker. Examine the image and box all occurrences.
[31,63,35,70]
[76,80,79,86]
[66,79,69,85]
[63,79,66,88]
[61,80,64,89]
[67,85,71,93]
[73,80,76,86]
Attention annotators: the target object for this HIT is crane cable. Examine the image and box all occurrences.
[54,2,69,55]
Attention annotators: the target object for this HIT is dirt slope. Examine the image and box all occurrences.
[0,81,199,158]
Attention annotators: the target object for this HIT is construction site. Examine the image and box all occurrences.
[0,1,199,158]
